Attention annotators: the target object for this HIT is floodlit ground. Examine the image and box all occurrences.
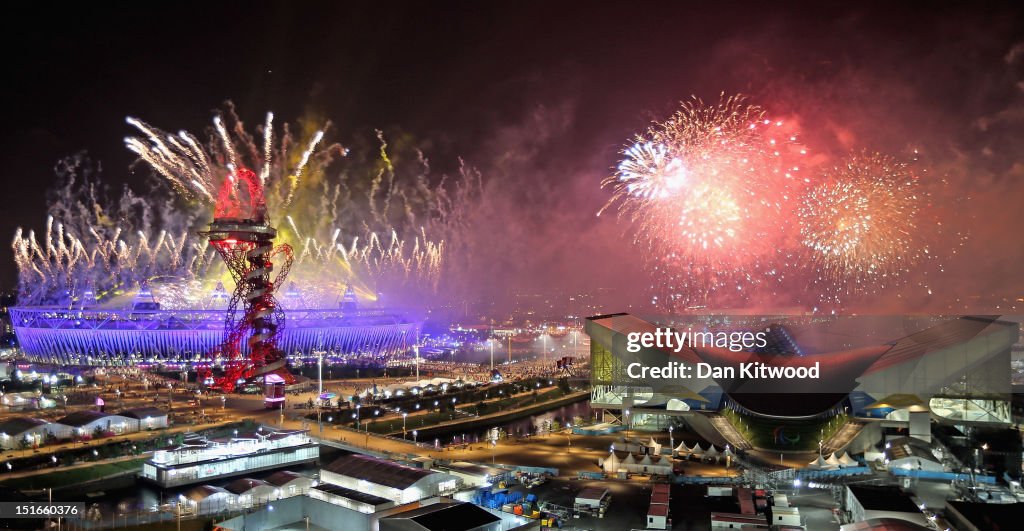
[439,432,740,477]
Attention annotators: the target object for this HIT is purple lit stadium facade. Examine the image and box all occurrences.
[10,306,420,368]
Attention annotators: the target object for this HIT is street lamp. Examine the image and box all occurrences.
[317,350,324,398]
[402,412,408,438]
[669,426,674,454]
[413,430,418,443]
[176,494,185,531]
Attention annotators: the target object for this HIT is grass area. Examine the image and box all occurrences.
[0,458,146,490]
[721,408,848,452]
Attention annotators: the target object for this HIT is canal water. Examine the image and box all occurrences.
[422,399,593,447]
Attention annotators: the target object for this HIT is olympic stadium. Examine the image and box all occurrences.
[10,283,420,368]
[585,313,1019,453]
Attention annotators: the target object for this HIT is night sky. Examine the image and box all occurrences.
[2,1,1023,312]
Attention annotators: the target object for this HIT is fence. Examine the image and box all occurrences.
[889,468,997,484]
[674,475,743,484]
[494,464,559,477]
[798,467,872,479]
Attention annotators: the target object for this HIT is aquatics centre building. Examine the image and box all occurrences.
[585,313,1018,451]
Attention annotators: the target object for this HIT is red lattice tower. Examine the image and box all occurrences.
[200,168,294,403]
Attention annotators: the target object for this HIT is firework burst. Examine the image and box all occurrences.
[797,151,927,302]
[601,94,807,309]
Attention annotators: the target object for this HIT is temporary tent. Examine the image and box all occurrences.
[825,453,842,468]
[838,452,858,468]
[600,451,621,474]
[806,454,831,469]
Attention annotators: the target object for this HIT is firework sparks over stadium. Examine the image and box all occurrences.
[11,105,480,311]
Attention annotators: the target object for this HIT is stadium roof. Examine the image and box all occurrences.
[379,502,499,531]
[864,316,1011,375]
[323,454,435,490]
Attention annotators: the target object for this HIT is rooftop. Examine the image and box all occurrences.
[840,518,931,531]
[263,470,307,487]
[380,502,500,531]
[0,417,47,436]
[884,437,940,463]
[119,407,166,419]
[183,485,230,502]
[945,500,1024,531]
[576,487,609,501]
[224,478,270,495]
[323,454,435,490]
[57,410,111,427]
[648,504,669,517]
[847,486,921,514]
[312,484,393,507]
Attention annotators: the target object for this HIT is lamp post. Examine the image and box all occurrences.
[176,494,185,531]
[413,429,418,444]
[414,329,421,381]
[669,426,674,454]
[541,333,548,366]
[317,350,324,398]
[402,412,408,439]
[624,409,631,438]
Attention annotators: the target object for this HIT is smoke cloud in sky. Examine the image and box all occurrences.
[3,2,1023,315]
